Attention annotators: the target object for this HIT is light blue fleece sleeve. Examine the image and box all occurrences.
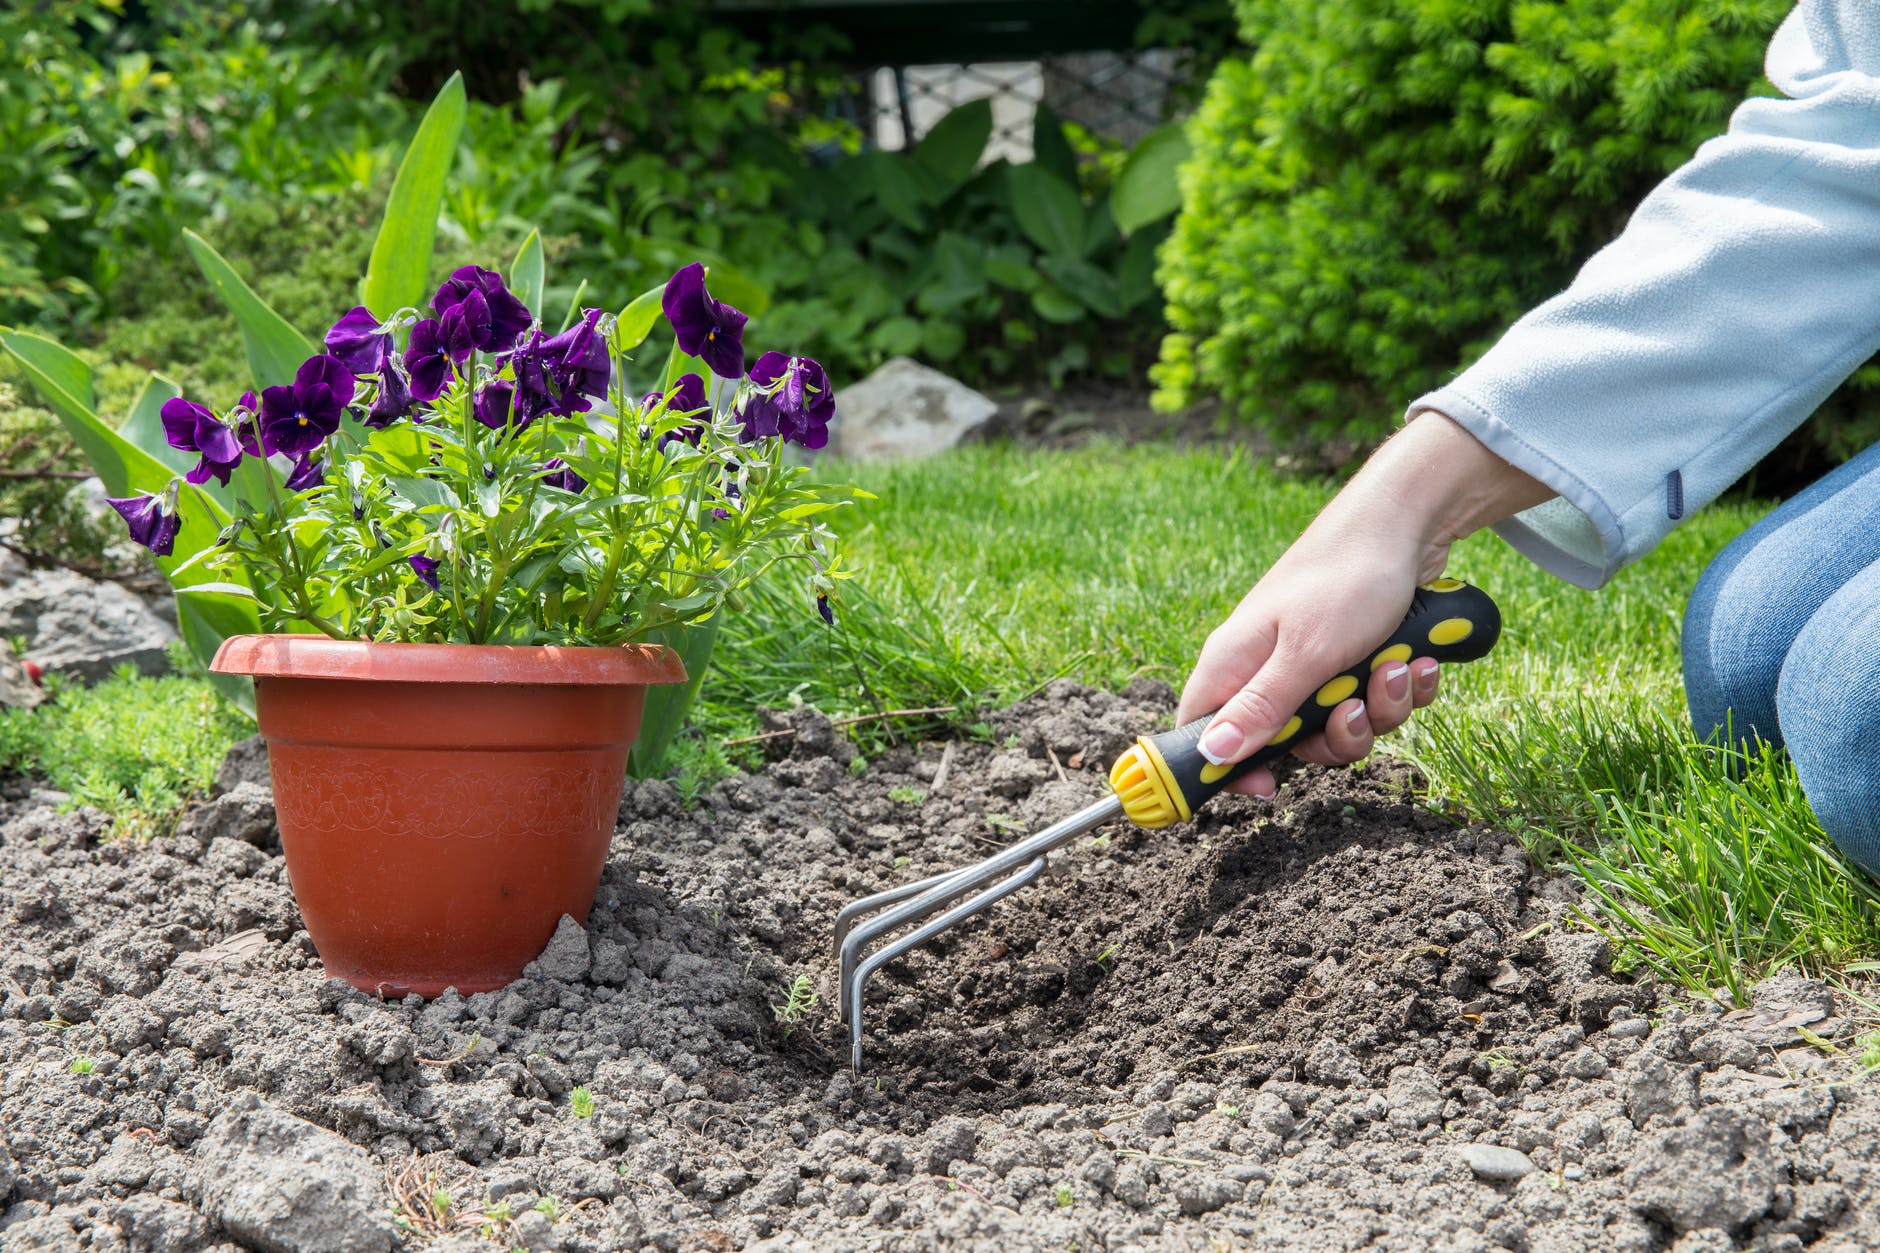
[1408,0,1880,589]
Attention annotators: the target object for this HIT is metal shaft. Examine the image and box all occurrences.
[835,793,1124,1070]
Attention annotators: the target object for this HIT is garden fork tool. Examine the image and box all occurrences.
[833,578,1501,1070]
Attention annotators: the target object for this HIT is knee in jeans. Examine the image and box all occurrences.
[1683,557,1786,748]
[1776,617,1880,880]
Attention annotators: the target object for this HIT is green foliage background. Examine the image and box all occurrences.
[1153,0,1878,484]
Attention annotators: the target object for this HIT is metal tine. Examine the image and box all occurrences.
[836,793,1124,1064]
[847,857,1048,1071]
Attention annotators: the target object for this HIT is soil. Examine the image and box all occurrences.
[3,681,1879,1252]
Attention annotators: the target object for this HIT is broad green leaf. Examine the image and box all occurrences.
[1040,255,1122,320]
[985,254,1045,293]
[922,319,967,362]
[1111,121,1192,234]
[615,283,668,351]
[175,591,258,716]
[183,230,316,388]
[363,71,467,317]
[1031,283,1086,324]
[863,151,947,232]
[0,324,93,416]
[1031,104,1079,187]
[1008,165,1086,258]
[628,617,719,778]
[1118,225,1165,312]
[915,99,992,188]
[119,373,190,478]
[175,582,257,599]
[915,232,988,315]
[511,229,545,321]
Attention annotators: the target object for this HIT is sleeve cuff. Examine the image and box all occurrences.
[1407,389,1628,590]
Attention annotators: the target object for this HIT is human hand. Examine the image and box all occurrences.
[1176,413,1551,797]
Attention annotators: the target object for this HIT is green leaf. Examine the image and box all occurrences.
[175,582,258,599]
[558,278,591,332]
[119,373,190,478]
[1111,121,1191,235]
[511,229,545,322]
[1031,283,1085,324]
[872,315,922,357]
[182,230,316,389]
[915,99,992,188]
[615,283,667,351]
[864,152,946,231]
[628,618,719,778]
[363,71,467,318]
[1031,105,1079,187]
[921,319,967,362]
[984,254,1045,294]
[1008,165,1087,258]
[635,238,770,316]
[1118,225,1164,312]
[0,324,93,417]
[1040,255,1122,320]
[915,233,989,315]
[175,591,258,717]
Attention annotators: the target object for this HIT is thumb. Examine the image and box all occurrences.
[1196,646,1321,766]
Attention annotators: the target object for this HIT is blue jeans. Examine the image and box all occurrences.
[1683,438,1880,879]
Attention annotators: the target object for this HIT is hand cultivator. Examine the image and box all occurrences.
[834,579,1502,1070]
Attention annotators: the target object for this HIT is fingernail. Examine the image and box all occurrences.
[1383,663,1409,701]
[1415,660,1440,691]
[1346,702,1369,732]
[1198,721,1244,765]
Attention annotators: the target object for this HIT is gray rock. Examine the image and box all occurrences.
[0,651,41,710]
[828,357,997,460]
[1303,1038,1363,1087]
[0,566,176,681]
[196,1093,395,1253]
[1622,1052,1700,1128]
[1457,1144,1536,1181]
[215,735,272,795]
[524,914,591,983]
[510,1208,560,1252]
[1623,1107,1784,1234]
[176,782,278,850]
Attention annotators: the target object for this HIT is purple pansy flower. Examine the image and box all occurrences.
[259,355,355,458]
[661,263,747,379]
[817,593,835,626]
[541,458,587,493]
[232,391,263,457]
[407,304,484,403]
[409,554,441,591]
[742,352,835,450]
[511,309,611,426]
[473,380,515,431]
[323,306,390,376]
[648,373,709,450]
[160,397,246,487]
[106,492,181,557]
[364,345,414,429]
[284,454,325,492]
[433,265,533,351]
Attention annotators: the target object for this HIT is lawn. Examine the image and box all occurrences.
[10,439,1879,1001]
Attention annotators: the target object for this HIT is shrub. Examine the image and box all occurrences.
[1155,0,1795,453]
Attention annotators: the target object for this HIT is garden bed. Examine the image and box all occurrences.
[2,682,1876,1252]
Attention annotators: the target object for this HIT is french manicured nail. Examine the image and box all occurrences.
[1383,662,1410,701]
[1415,660,1440,691]
[1346,703,1369,734]
[1198,722,1244,765]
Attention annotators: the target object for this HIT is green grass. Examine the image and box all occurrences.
[8,440,1873,999]
[0,645,251,834]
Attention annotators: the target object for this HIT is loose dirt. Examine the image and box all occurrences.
[3,681,1877,1251]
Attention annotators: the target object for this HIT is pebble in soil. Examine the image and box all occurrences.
[0,680,1876,1251]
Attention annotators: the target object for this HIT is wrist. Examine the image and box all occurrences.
[1362,410,1553,548]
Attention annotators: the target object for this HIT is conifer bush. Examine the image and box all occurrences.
[1155,0,1801,454]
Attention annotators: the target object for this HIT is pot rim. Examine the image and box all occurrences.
[210,633,688,687]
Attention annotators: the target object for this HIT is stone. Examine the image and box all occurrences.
[215,735,272,795]
[524,914,591,983]
[1303,1038,1363,1087]
[107,1195,210,1253]
[0,566,177,681]
[196,1093,395,1253]
[0,651,41,710]
[924,1116,977,1175]
[1623,1107,1783,1234]
[828,357,997,461]
[175,783,278,850]
[1456,1144,1537,1182]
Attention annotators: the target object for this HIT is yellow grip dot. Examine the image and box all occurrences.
[1421,577,1465,592]
[1428,617,1474,647]
[1268,715,1302,745]
[1199,761,1231,784]
[1315,674,1359,706]
[1371,643,1411,671]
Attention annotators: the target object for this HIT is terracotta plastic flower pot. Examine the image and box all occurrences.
[211,635,686,998]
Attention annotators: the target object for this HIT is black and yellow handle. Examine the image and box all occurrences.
[1109,579,1500,829]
